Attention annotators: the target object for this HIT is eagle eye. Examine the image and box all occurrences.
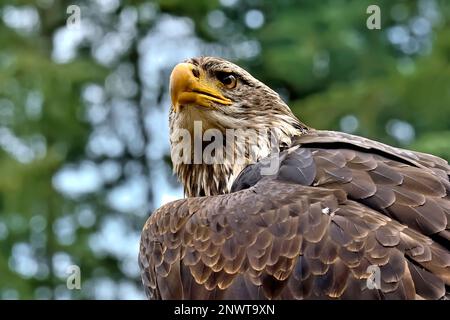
[217,72,237,89]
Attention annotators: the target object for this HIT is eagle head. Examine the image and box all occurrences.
[168,56,307,197]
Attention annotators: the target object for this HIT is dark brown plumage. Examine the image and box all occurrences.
[139,57,450,300]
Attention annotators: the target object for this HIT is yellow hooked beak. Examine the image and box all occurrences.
[169,63,232,112]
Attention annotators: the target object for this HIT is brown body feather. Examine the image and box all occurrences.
[140,130,450,300]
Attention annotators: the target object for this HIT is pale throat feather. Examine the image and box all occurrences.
[170,111,304,198]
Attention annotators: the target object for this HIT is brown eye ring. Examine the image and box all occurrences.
[218,73,237,89]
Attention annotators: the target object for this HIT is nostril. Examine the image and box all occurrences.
[191,67,200,78]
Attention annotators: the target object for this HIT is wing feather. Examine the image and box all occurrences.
[140,129,449,299]
[139,179,449,299]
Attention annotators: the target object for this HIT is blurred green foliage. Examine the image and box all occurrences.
[0,0,449,299]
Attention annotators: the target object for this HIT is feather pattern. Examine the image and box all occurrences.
[140,57,450,300]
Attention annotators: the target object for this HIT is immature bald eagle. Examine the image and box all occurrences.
[139,57,450,300]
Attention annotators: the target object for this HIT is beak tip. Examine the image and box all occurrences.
[170,63,194,110]
[169,62,231,110]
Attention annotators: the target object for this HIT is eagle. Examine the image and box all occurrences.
[139,56,450,300]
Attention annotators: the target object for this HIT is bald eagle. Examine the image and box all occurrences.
[139,57,450,300]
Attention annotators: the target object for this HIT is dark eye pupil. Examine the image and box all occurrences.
[220,74,236,86]
[222,75,234,85]
[216,72,236,87]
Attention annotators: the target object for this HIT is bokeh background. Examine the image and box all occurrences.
[0,0,449,299]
